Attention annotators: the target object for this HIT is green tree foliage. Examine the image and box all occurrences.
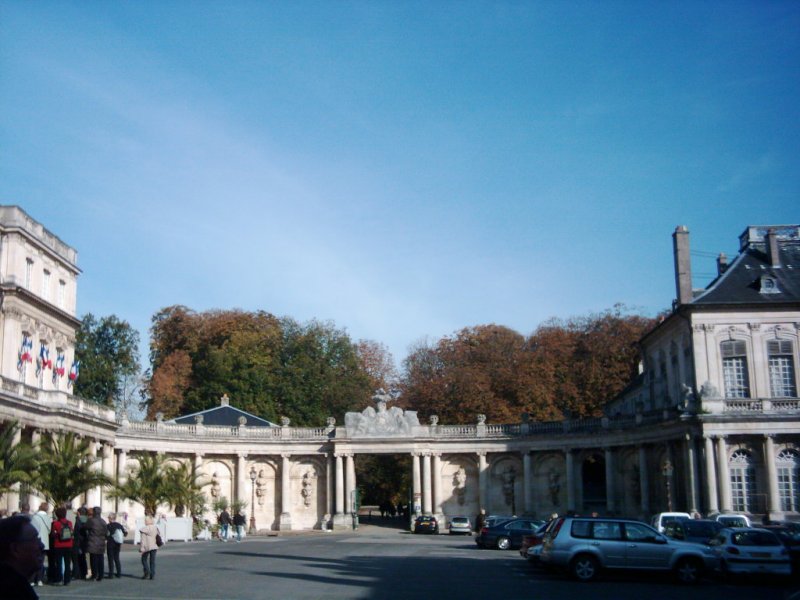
[401,305,655,424]
[33,433,111,506]
[146,307,373,425]
[356,454,411,506]
[74,313,140,408]
[0,421,36,496]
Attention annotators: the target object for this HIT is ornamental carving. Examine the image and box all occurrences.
[344,389,420,437]
[453,467,467,505]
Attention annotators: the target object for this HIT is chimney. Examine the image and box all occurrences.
[766,228,780,267]
[716,252,728,276]
[672,226,693,305]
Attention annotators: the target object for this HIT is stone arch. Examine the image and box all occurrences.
[580,452,606,512]
[247,459,278,531]
[202,460,234,511]
[489,454,523,516]
[440,455,477,516]
[533,452,565,517]
[290,457,326,530]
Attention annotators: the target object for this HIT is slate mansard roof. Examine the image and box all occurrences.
[168,402,278,427]
[692,225,800,307]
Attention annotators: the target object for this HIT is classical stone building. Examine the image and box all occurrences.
[1,205,799,530]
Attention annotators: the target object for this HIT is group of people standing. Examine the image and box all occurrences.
[0,502,162,599]
[217,508,247,541]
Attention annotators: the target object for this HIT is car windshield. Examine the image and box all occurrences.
[732,531,780,546]
[685,522,719,536]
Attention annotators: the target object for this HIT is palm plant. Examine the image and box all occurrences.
[0,421,37,497]
[108,452,171,516]
[164,461,208,517]
[32,432,111,505]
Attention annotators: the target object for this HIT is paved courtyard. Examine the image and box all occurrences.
[34,522,799,600]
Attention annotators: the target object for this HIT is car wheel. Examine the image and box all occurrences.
[496,536,511,550]
[570,554,599,582]
[674,557,703,584]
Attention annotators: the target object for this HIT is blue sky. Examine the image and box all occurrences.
[1,1,798,368]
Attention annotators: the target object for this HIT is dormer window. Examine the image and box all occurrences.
[760,275,779,294]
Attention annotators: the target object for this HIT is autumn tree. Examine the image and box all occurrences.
[355,340,398,392]
[146,307,373,425]
[400,306,655,424]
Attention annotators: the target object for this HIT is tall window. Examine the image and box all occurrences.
[42,269,51,300]
[721,340,750,398]
[768,340,797,398]
[730,449,757,512]
[58,280,66,309]
[25,259,33,288]
[777,449,800,512]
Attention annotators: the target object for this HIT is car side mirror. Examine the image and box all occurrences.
[655,535,668,544]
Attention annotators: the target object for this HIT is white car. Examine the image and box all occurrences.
[709,527,791,578]
[650,512,692,533]
[715,514,752,528]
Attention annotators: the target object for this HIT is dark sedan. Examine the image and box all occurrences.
[476,518,544,550]
[413,515,439,534]
[663,519,723,544]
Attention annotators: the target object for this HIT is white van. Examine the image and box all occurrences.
[715,513,752,528]
[650,512,692,533]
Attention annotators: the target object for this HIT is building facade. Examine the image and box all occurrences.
[1,206,799,530]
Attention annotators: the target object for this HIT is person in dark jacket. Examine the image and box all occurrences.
[85,507,107,581]
[218,508,231,541]
[50,506,74,586]
[233,510,246,542]
[105,513,127,578]
[71,506,89,580]
[0,515,45,599]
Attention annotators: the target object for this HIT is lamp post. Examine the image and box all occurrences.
[249,467,257,535]
[662,460,674,512]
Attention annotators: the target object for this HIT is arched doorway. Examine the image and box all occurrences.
[582,453,606,513]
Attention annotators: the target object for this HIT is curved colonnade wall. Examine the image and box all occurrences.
[4,379,800,531]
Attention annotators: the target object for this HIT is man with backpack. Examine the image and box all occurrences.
[50,506,73,586]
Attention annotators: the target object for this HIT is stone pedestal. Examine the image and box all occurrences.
[279,512,292,531]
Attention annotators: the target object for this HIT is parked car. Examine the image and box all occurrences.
[708,527,790,578]
[448,516,472,535]
[539,515,718,583]
[482,515,514,528]
[476,518,545,550]
[413,515,439,534]
[663,519,723,545]
[714,514,752,528]
[762,524,800,577]
[650,512,692,533]
[520,521,553,562]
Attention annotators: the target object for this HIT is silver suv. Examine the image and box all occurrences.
[539,516,719,583]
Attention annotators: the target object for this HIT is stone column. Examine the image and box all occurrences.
[664,444,675,511]
[717,436,732,512]
[345,454,356,514]
[565,449,576,512]
[764,435,782,517]
[704,436,719,513]
[280,454,292,530]
[605,447,615,514]
[87,441,100,507]
[431,453,442,515]
[101,443,114,509]
[194,453,204,471]
[236,453,248,506]
[326,454,334,517]
[684,435,699,514]
[422,453,432,514]
[412,453,422,515]
[478,452,488,512]
[523,452,532,515]
[116,450,128,513]
[335,454,344,515]
[27,429,42,509]
[6,426,22,515]
[638,446,650,514]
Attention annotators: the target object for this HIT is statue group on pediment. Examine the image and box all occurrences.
[344,389,420,437]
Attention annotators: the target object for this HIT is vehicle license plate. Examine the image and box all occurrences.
[751,552,769,558]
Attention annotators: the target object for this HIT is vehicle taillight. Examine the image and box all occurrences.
[480,527,489,535]
[726,546,740,555]
[550,518,564,540]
